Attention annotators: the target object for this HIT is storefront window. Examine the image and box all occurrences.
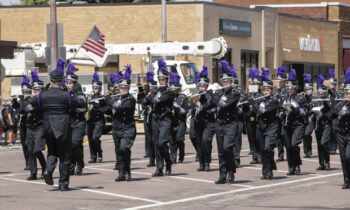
[241,50,259,89]
[179,63,198,85]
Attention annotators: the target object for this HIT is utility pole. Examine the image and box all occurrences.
[50,0,58,71]
[161,0,167,43]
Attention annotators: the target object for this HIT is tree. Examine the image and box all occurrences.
[21,0,49,5]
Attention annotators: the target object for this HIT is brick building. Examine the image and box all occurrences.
[0,2,340,96]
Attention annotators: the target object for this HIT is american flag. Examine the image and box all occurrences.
[81,26,106,57]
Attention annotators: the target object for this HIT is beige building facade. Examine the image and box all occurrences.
[0,2,340,95]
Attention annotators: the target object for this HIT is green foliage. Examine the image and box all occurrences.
[21,0,49,5]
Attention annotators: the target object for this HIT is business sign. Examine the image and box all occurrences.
[219,19,251,37]
[299,34,321,52]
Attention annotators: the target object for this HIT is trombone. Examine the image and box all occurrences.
[311,98,349,102]
[237,94,271,106]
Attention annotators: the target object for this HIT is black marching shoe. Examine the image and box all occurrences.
[75,168,83,176]
[115,174,126,182]
[287,168,295,176]
[250,158,259,164]
[204,163,210,172]
[227,172,235,184]
[342,183,350,189]
[165,165,171,175]
[43,171,54,185]
[325,162,330,170]
[97,157,103,163]
[304,154,311,158]
[316,165,325,171]
[59,185,69,191]
[152,169,163,177]
[295,165,301,175]
[88,159,96,163]
[266,171,273,180]
[147,162,155,167]
[27,174,37,180]
[197,164,205,172]
[215,177,227,184]
[276,157,284,162]
[261,174,267,180]
[178,159,184,164]
[125,172,131,182]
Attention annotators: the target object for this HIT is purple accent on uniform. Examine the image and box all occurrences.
[303,73,312,83]
[146,71,155,83]
[67,62,77,75]
[317,75,325,88]
[56,58,66,72]
[92,71,100,82]
[38,89,43,110]
[31,70,40,82]
[158,58,167,73]
[169,72,180,85]
[230,64,237,78]
[328,69,335,79]
[277,64,286,76]
[68,90,72,111]
[21,75,30,85]
[288,69,296,81]
[123,65,132,80]
[260,68,270,81]
[220,60,230,74]
[62,76,66,86]
[110,72,118,83]
[345,68,350,84]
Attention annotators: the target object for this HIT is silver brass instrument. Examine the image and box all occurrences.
[312,98,348,102]
[237,94,271,106]
[188,87,227,99]
[283,98,292,126]
[89,93,122,103]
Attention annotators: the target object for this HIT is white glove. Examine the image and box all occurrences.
[290,99,299,108]
[258,102,266,113]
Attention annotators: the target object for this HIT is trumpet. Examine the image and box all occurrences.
[237,94,271,106]
[188,87,226,99]
[312,98,349,102]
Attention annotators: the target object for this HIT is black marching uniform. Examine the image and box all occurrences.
[303,93,315,158]
[87,93,108,163]
[107,92,136,181]
[214,86,240,183]
[149,85,174,176]
[18,96,31,170]
[334,99,350,189]
[279,92,307,175]
[170,93,189,163]
[328,88,343,154]
[312,97,333,170]
[254,94,278,179]
[70,85,87,175]
[195,90,216,171]
[276,87,288,160]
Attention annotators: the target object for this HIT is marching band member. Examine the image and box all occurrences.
[279,69,307,176]
[303,74,314,158]
[194,66,216,172]
[334,68,350,189]
[169,72,189,164]
[66,63,88,175]
[254,68,278,179]
[87,70,108,163]
[214,60,240,184]
[106,65,136,182]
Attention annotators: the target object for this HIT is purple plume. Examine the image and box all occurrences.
[221,60,230,74]
[317,75,325,88]
[67,62,77,75]
[248,68,255,79]
[328,69,335,79]
[277,64,286,76]
[92,71,100,83]
[254,68,260,79]
[117,71,123,81]
[303,73,312,83]
[169,72,180,85]
[31,69,40,82]
[56,57,65,72]
[123,65,132,80]
[146,71,155,83]
[195,71,200,83]
[110,72,118,83]
[288,69,296,81]
[260,68,270,81]
[200,65,208,78]
[158,58,167,73]
[230,64,237,78]
[22,75,30,86]
[345,68,350,84]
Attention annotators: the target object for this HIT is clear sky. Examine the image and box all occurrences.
[0,0,21,5]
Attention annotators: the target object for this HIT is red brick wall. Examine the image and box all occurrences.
[277,7,327,19]
[213,0,350,8]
